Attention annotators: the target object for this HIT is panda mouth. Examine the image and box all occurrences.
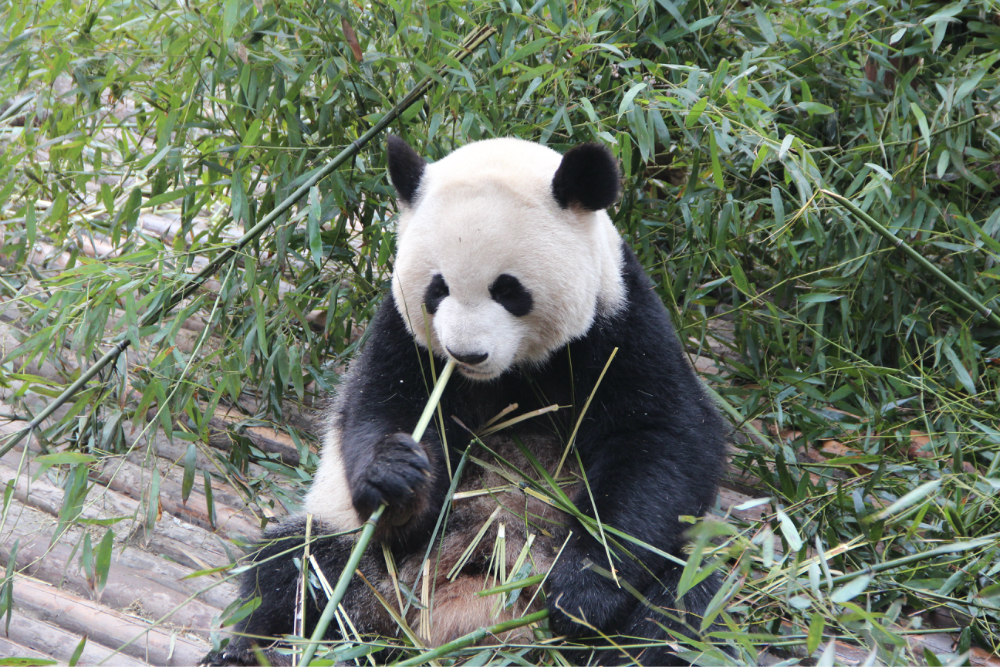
[457,364,497,380]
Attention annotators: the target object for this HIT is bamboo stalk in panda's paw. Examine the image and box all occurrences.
[299,357,458,667]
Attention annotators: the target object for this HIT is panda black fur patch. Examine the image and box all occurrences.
[387,135,426,205]
[551,142,621,211]
[489,273,533,316]
[423,273,449,314]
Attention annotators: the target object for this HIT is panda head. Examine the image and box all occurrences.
[388,137,626,381]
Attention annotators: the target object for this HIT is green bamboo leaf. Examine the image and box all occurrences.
[685,97,707,128]
[753,7,777,44]
[830,574,870,603]
[798,101,834,115]
[911,105,931,149]
[708,58,729,99]
[145,467,161,536]
[932,19,949,52]
[778,134,794,160]
[618,82,647,117]
[872,478,942,521]
[35,453,97,466]
[807,613,825,654]
[943,345,976,394]
[308,185,323,268]
[516,77,543,108]
[68,636,87,667]
[204,471,216,529]
[494,37,551,71]
[751,143,770,175]
[771,186,784,228]
[223,0,239,40]
[95,528,114,595]
[688,15,719,32]
[709,131,724,189]
[655,0,689,29]
[798,293,843,304]
[978,582,1000,600]
[775,508,802,552]
[80,532,93,581]
[141,188,189,209]
[937,149,951,178]
[2,481,12,515]
[181,443,196,504]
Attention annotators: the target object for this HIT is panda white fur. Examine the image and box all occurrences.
[206,137,728,666]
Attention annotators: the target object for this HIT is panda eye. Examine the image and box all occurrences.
[423,274,449,315]
[489,274,533,317]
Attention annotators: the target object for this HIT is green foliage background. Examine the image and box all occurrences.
[1,0,1000,662]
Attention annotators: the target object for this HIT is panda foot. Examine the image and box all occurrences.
[199,644,293,667]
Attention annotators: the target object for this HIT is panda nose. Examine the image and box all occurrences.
[447,348,489,365]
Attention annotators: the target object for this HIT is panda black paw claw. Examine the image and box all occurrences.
[355,433,431,520]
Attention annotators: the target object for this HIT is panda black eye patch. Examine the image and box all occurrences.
[489,274,533,316]
[423,274,449,314]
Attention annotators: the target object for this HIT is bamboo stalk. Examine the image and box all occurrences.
[821,189,1000,329]
[392,610,549,667]
[0,24,496,461]
[476,573,546,598]
[298,358,457,667]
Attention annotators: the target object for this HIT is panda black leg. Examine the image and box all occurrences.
[202,517,395,666]
[562,567,722,666]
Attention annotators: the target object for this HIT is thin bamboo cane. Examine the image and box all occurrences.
[821,189,1000,329]
[392,609,549,667]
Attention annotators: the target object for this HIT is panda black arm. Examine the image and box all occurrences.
[546,423,724,634]
[335,293,457,548]
[546,247,727,635]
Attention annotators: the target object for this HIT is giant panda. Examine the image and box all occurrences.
[205,137,728,666]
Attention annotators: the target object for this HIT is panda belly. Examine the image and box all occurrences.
[305,427,579,646]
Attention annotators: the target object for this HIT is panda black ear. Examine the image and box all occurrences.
[551,143,621,211]
[387,135,426,206]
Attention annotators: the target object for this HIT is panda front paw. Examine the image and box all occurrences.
[353,432,431,525]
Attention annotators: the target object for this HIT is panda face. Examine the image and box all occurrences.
[389,138,626,381]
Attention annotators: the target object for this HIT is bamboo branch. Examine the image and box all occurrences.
[821,189,1000,329]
